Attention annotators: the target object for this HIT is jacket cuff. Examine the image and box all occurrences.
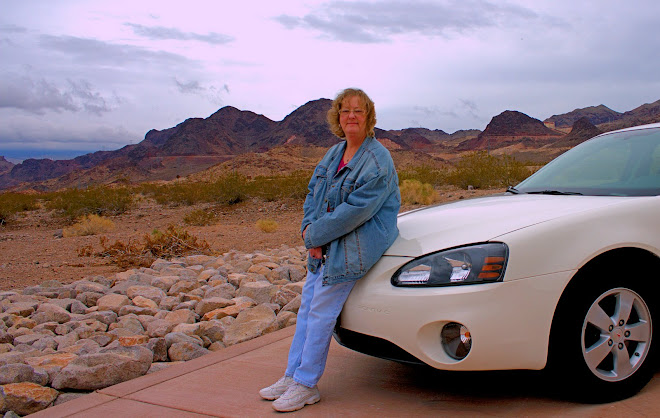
[303,226,315,249]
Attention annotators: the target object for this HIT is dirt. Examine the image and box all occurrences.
[0,187,499,291]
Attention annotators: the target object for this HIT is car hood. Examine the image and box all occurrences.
[385,194,630,256]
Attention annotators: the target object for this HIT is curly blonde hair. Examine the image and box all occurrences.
[327,88,376,138]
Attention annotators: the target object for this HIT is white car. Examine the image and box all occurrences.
[335,123,660,402]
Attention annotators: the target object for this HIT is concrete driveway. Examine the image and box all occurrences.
[31,326,660,417]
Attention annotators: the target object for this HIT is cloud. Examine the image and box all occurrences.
[0,72,117,116]
[124,23,234,45]
[174,78,228,105]
[39,34,190,66]
[0,24,27,34]
[275,0,547,43]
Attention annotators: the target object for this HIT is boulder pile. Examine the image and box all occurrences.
[0,246,308,415]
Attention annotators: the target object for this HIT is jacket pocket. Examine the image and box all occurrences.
[313,165,328,198]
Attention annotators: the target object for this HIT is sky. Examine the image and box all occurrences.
[1,0,659,161]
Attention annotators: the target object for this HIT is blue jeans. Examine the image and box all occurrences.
[285,265,356,387]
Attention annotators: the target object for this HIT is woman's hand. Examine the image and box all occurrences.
[303,225,323,259]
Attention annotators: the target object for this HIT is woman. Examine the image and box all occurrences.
[259,88,401,412]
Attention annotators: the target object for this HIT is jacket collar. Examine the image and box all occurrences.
[332,136,375,174]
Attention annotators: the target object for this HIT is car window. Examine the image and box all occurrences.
[515,127,660,196]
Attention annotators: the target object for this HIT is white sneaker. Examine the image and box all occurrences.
[272,382,321,412]
[259,375,294,400]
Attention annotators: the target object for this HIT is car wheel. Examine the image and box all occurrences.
[549,276,657,403]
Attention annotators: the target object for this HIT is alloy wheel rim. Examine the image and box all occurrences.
[581,287,652,382]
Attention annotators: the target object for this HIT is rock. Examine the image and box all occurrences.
[0,382,59,415]
[158,296,181,311]
[164,332,203,348]
[167,280,200,296]
[76,291,104,307]
[96,294,130,313]
[167,342,209,362]
[0,364,49,385]
[32,336,58,351]
[0,344,12,354]
[150,276,178,292]
[171,323,200,336]
[222,305,277,346]
[147,338,168,362]
[164,309,196,325]
[31,303,72,324]
[207,341,225,352]
[112,316,145,335]
[273,288,299,307]
[53,332,79,350]
[283,282,305,295]
[145,319,176,338]
[195,318,233,343]
[118,305,158,316]
[132,295,159,309]
[59,339,101,356]
[197,269,218,282]
[53,391,91,406]
[51,346,152,390]
[282,295,302,313]
[4,303,36,317]
[274,264,307,282]
[127,286,167,305]
[82,311,118,326]
[0,330,11,344]
[147,361,181,374]
[74,281,110,294]
[12,333,43,346]
[195,297,234,316]
[118,335,149,346]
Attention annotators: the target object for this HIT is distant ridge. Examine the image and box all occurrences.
[459,110,562,150]
[2,97,659,191]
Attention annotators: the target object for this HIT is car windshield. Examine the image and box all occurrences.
[515,126,660,196]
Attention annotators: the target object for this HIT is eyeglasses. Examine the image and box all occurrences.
[340,109,365,117]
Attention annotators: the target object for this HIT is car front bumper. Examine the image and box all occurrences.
[337,255,575,371]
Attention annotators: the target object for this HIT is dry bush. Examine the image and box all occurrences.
[63,214,115,237]
[183,209,218,226]
[256,218,278,233]
[79,225,212,268]
[400,179,439,205]
[0,192,40,226]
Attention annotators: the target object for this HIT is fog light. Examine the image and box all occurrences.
[441,322,472,360]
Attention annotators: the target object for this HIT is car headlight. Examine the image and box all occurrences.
[391,243,508,287]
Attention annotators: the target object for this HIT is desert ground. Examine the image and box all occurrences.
[0,186,499,291]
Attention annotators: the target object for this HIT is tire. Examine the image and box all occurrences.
[548,274,658,403]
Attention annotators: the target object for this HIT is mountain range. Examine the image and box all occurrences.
[1,98,659,191]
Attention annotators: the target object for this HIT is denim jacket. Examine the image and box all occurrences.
[301,136,401,285]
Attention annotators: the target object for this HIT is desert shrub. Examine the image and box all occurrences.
[45,186,133,219]
[256,218,278,233]
[184,208,218,226]
[138,172,248,206]
[63,214,115,237]
[398,165,448,187]
[0,192,40,225]
[249,171,311,201]
[400,179,439,205]
[447,151,531,189]
[79,225,211,268]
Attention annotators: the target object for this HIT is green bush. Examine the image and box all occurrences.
[249,170,311,201]
[44,186,134,219]
[400,179,439,205]
[138,172,249,206]
[398,165,447,187]
[183,208,219,226]
[0,192,40,225]
[447,151,531,189]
